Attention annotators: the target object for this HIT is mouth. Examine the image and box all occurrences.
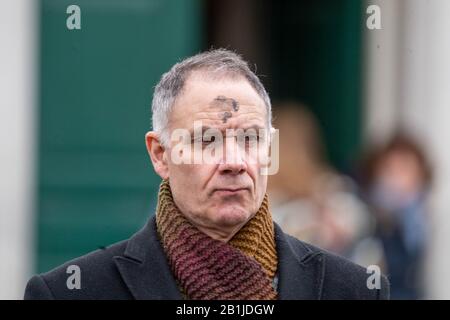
[213,187,249,196]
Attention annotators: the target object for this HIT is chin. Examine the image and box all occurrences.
[213,205,253,227]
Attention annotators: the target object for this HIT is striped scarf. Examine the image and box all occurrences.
[155,179,278,300]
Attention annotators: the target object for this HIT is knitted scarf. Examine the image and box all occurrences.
[155,179,278,300]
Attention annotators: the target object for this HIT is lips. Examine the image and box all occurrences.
[213,187,249,196]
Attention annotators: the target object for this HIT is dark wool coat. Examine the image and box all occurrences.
[24,216,390,300]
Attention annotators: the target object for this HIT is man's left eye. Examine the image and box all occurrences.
[245,135,259,143]
[202,136,216,145]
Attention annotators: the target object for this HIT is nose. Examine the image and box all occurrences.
[218,136,247,175]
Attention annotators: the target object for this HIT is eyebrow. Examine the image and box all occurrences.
[188,125,266,137]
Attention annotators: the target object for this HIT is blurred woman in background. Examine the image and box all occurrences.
[268,103,372,259]
[360,134,433,299]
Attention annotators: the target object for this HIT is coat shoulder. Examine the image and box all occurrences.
[24,239,132,300]
[284,234,390,300]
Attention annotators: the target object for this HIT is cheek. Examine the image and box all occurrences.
[246,162,259,180]
[257,175,268,196]
[168,162,217,190]
[246,153,266,178]
[250,174,267,211]
[169,163,194,181]
[247,163,267,193]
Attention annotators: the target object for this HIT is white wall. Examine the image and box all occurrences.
[364,0,450,299]
[420,0,450,300]
[0,0,37,299]
[363,0,403,145]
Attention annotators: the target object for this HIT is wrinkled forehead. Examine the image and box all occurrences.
[169,72,268,131]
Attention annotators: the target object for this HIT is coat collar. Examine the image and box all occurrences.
[113,216,182,299]
[114,216,325,300]
[274,223,325,299]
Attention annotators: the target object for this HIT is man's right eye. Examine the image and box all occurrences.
[201,135,216,145]
[190,137,214,147]
[204,136,216,143]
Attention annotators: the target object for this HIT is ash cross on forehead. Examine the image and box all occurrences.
[209,95,240,123]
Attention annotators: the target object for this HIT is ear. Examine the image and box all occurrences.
[145,131,169,180]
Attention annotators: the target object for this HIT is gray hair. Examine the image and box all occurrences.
[151,48,272,146]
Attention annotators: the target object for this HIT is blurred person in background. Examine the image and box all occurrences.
[268,104,373,259]
[359,133,432,299]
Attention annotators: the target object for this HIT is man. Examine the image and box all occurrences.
[24,49,389,300]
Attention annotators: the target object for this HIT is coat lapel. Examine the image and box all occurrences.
[274,223,325,300]
[113,216,182,300]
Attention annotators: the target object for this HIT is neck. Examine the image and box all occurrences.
[193,221,248,243]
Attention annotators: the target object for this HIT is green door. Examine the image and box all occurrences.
[37,0,202,273]
[270,0,363,170]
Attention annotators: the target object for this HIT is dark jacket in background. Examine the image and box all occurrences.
[24,217,389,300]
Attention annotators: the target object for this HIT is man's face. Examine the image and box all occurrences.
[163,72,269,240]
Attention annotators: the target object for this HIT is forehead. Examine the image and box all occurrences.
[169,72,267,130]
